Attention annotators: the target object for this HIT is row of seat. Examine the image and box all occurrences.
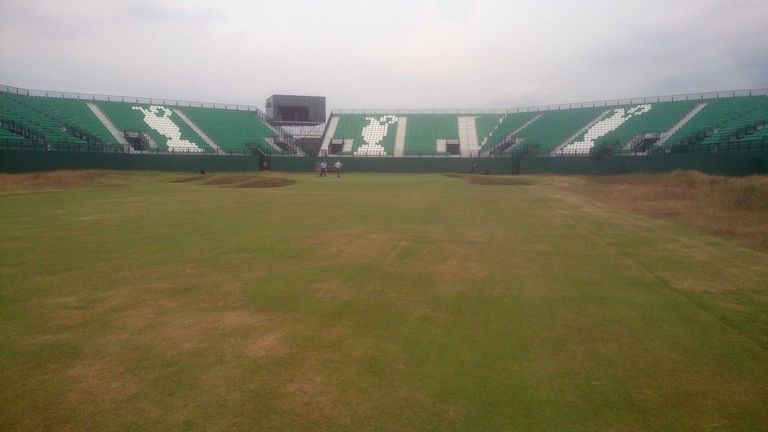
[178,106,278,154]
[331,97,768,156]
[662,96,768,149]
[0,92,103,150]
[333,114,399,155]
[3,90,766,156]
[0,92,283,154]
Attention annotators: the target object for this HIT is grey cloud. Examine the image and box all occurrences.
[121,0,225,23]
[0,0,766,111]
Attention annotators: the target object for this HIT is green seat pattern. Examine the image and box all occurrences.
[601,101,697,153]
[404,114,459,155]
[97,102,212,153]
[332,114,399,155]
[479,112,537,151]
[514,107,606,153]
[43,98,118,145]
[0,92,113,150]
[178,106,277,154]
[663,96,768,152]
[475,115,504,144]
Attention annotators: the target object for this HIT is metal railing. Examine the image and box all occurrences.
[332,88,768,115]
[0,83,266,115]
[318,150,519,158]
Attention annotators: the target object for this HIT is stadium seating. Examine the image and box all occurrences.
[562,100,698,154]
[0,92,116,150]
[513,107,607,154]
[43,98,117,145]
[331,114,399,156]
[0,91,283,155]
[662,96,768,152]
[177,107,279,154]
[479,112,538,152]
[475,115,504,144]
[329,97,763,157]
[97,102,210,153]
[3,85,767,158]
[404,114,459,155]
[332,113,494,156]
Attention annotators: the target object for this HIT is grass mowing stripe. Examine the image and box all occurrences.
[0,171,767,431]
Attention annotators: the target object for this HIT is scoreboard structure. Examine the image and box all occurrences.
[265,94,326,124]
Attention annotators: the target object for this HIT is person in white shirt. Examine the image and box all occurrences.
[333,160,343,178]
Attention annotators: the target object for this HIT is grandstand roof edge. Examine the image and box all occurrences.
[0,83,266,114]
[330,88,768,115]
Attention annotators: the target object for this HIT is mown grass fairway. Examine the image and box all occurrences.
[1,171,768,431]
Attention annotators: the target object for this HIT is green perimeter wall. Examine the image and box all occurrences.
[1,150,767,176]
[0,150,260,173]
[0,151,515,174]
[519,151,768,176]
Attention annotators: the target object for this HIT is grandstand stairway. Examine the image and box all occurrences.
[320,116,339,155]
[655,103,708,148]
[172,108,223,153]
[394,117,407,157]
[480,114,541,156]
[264,137,287,153]
[86,103,130,151]
[458,116,479,157]
[559,105,654,155]
[263,116,304,156]
[554,109,611,155]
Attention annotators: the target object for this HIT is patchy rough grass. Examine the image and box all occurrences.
[0,170,128,193]
[179,174,297,188]
[575,171,768,251]
[1,171,767,431]
[235,178,295,188]
[170,174,210,183]
[467,175,538,186]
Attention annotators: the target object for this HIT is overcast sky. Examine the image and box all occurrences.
[1,0,766,111]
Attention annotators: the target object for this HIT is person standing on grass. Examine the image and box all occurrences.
[320,160,327,178]
[334,160,343,178]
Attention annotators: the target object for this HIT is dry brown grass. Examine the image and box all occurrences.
[0,170,119,193]
[174,174,295,188]
[303,229,408,263]
[202,175,258,186]
[170,174,210,183]
[575,171,768,251]
[235,178,295,188]
[65,358,139,406]
[467,176,537,186]
[414,240,489,284]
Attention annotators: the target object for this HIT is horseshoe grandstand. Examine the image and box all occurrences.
[1,84,767,174]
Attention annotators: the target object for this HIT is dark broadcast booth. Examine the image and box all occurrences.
[265,95,326,124]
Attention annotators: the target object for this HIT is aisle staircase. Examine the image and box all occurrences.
[554,109,611,154]
[655,102,708,148]
[172,108,223,153]
[87,102,130,151]
[319,116,339,155]
[393,116,407,157]
[480,114,541,155]
[458,116,479,157]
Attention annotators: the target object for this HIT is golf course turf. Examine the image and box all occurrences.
[1,171,767,431]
